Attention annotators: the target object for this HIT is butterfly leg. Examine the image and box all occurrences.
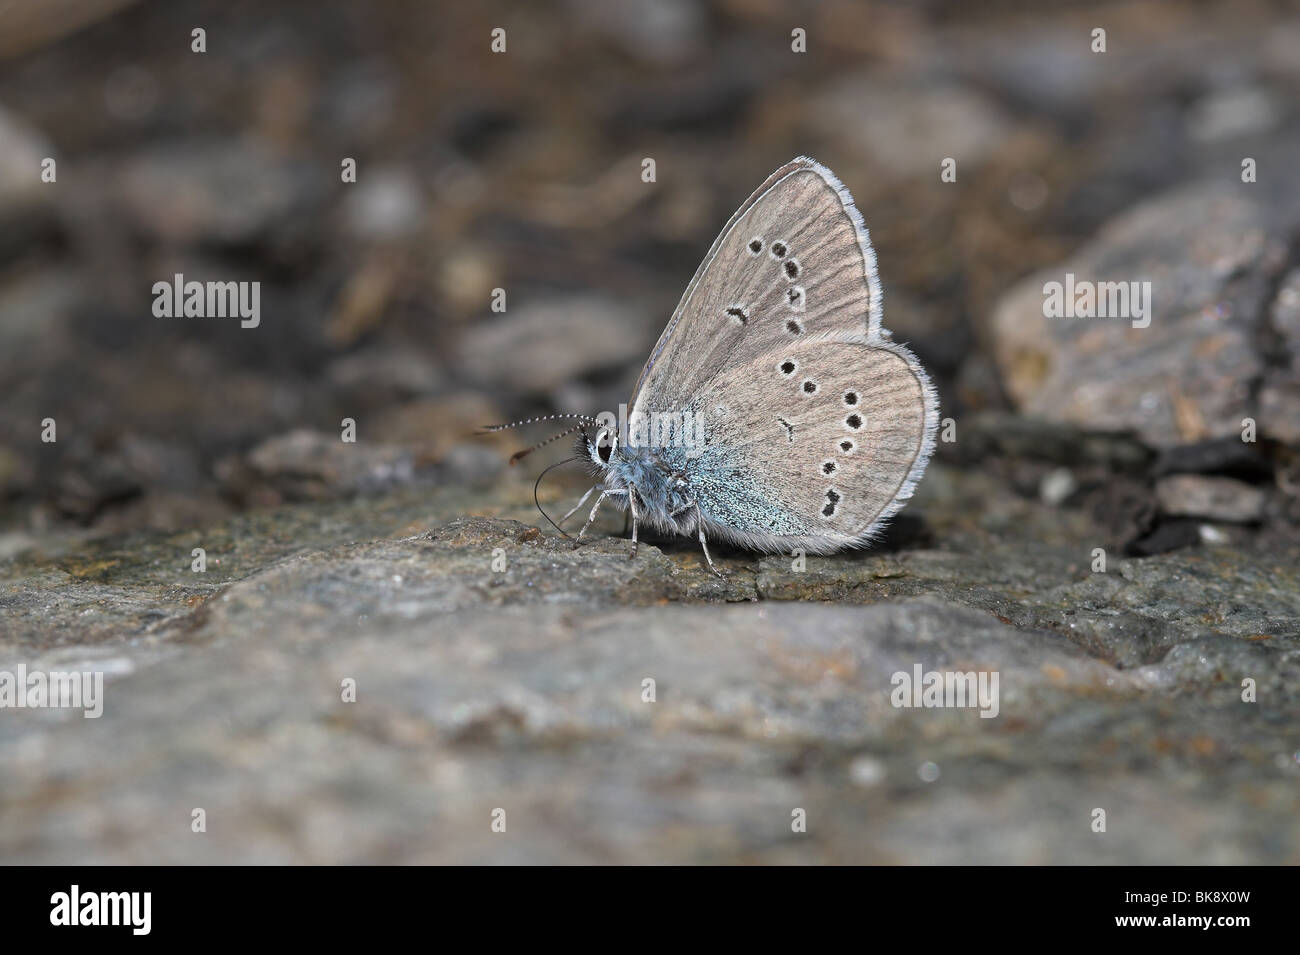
[697,525,724,578]
[627,483,640,559]
[559,484,598,526]
[577,488,626,540]
[693,505,724,578]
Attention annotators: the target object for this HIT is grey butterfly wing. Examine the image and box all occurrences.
[682,331,938,553]
[630,156,884,419]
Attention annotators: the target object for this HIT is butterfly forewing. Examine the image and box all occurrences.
[630,157,883,418]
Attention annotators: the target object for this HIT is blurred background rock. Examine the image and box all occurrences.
[0,0,1298,543]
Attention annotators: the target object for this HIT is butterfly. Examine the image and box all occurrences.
[488,157,939,576]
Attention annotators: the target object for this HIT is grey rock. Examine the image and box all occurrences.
[0,104,51,214]
[1155,474,1266,523]
[0,107,59,263]
[325,345,443,402]
[115,140,322,245]
[1259,381,1300,445]
[456,295,653,396]
[1,463,1298,863]
[339,165,425,241]
[990,180,1300,449]
[229,429,423,502]
[812,75,1014,177]
[1259,267,1300,444]
[1039,467,1078,506]
[439,444,506,486]
[0,267,81,370]
[1186,86,1283,143]
[564,0,705,66]
[1271,267,1300,345]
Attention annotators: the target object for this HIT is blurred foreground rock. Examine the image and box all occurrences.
[2,463,1297,864]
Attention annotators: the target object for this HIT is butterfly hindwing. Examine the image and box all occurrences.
[680,331,937,552]
[630,157,884,419]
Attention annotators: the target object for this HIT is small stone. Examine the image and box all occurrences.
[849,756,886,787]
[1155,474,1266,523]
[0,105,52,214]
[1198,524,1231,545]
[1039,467,1077,506]
[325,345,443,402]
[1187,86,1282,143]
[117,140,319,245]
[813,76,1013,176]
[456,295,652,396]
[238,429,422,501]
[339,165,424,240]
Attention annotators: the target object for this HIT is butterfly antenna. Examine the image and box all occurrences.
[505,421,593,465]
[479,413,602,465]
[479,413,601,434]
[535,456,582,538]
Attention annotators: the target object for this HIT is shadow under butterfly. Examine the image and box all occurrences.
[484,157,939,577]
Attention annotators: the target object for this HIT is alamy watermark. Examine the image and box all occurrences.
[152,273,260,328]
[0,665,103,718]
[891,664,999,718]
[50,885,150,935]
[1043,272,1151,329]
[596,403,706,453]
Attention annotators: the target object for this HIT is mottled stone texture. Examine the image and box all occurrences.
[990,174,1300,449]
[3,465,1298,864]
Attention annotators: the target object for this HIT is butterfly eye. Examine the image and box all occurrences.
[594,429,616,463]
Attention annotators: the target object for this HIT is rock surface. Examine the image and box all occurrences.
[3,462,1298,864]
[990,176,1300,448]
[1155,474,1266,523]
